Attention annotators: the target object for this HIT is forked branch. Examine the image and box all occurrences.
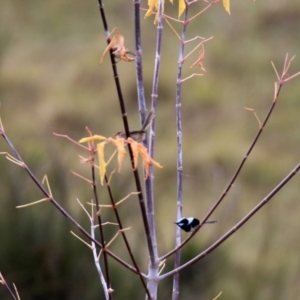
[161,54,300,261]
[161,161,300,278]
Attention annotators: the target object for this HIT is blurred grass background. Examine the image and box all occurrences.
[0,0,300,299]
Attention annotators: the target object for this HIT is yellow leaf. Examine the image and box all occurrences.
[178,0,186,18]
[145,0,187,21]
[97,142,107,185]
[145,0,158,18]
[108,137,126,172]
[79,135,107,143]
[145,8,155,18]
[223,0,230,15]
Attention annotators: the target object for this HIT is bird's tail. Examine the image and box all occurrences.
[141,110,155,131]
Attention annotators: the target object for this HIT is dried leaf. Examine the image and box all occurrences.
[140,147,163,179]
[100,34,120,64]
[108,137,127,172]
[189,44,206,71]
[128,138,140,169]
[79,135,107,143]
[127,138,163,179]
[100,30,135,64]
[97,142,107,185]
[223,0,230,15]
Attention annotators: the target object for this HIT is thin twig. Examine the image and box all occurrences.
[53,132,90,151]
[163,17,182,42]
[71,231,93,249]
[0,129,138,274]
[160,54,299,261]
[104,174,149,285]
[0,271,18,300]
[160,162,300,279]
[187,0,220,23]
[89,142,112,293]
[77,199,109,299]
[181,36,213,62]
[180,73,203,83]
[13,284,20,300]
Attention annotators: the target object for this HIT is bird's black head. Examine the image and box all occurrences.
[175,217,200,232]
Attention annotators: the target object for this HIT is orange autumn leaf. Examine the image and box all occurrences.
[127,138,163,179]
[97,142,107,185]
[108,137,126,173]
[128,138,140,170]
[100,29,136,64]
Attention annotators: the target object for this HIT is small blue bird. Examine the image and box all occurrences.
[175,217,217,232]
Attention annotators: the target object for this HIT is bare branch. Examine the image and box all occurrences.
[160,162,300,278]
[160,54,300,261]
[0,271,19,300]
